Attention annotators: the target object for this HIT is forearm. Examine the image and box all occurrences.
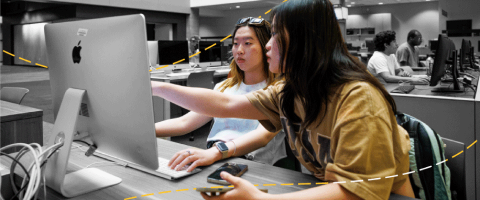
[155,112,212,137]
[382,74,413,83]
[259,184,361,200]
[223,126,277,158]
[151,81,266,120]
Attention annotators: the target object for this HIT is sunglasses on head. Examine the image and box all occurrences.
[236,17,266,26]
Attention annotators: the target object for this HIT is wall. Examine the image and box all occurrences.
[439,0,479,55]
[13,23,49,66]
[43,0,190,14]
[199,6,273,38]
[348,1,439,47]
[155,24,173,40]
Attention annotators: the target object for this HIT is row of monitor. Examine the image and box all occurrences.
[429,35,477,93]
[152,40,229,68]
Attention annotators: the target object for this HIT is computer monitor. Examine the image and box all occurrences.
[365,40,375,52]
[429,39,439,53]
[158,40,190,70]
[199,41,222,67]
[429,34,462,93]
[459,39,471,72]
[44,14,159,197]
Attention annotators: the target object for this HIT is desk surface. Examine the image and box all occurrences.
[0,100,42,122]
[150,67,230,81]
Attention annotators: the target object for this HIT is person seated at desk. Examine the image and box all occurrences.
[155,17,287,166]
[396,29,424,68]
[152,1,415,199]
[368,30,429,84]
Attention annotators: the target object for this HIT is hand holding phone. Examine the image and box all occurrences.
[207,163,248,185]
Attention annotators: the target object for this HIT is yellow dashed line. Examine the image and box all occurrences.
[265,9,271,14]
[156,65,168,70]
[124,197,137,200]
[452,150,464,158]
[172,59,185,65]
[263,184,276,186]
[3,50,15,57]
[220,35,232,42]
[19,57,32,63]
[205,43,216,51]
[158,191,171,194]
[467,140,477,149]
[281,183,293,186]
[253,184,259,187]
[316,182,329,185]
[176,189,189,192]
[189,51,201,58]
[141,193,154,197]
[211,186,224,188]
[35,63,48,68]
[228,185,234,187]
[298,183,311,185]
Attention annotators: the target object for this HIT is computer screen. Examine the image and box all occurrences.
[429,34,462,92]
[460,39,471,71]
[199,41,222,67]
[158,40,190,69]
[429,40,439,53]
[44,14,159,197]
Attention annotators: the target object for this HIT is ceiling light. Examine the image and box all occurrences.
[236,6,240,8]
[379,2,384,4]
[347,5,352,7]
[351,2,355,4]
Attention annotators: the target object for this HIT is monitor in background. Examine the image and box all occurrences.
[147,41,159,67]
[158,40,190,70]
[199,40,222,67]
[365,40,375,52]
[429,34,462,93]
[429,39,439,54]
[460,39,471,71]
[44,14,159,197]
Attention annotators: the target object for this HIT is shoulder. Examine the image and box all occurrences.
[338,82,385,103]
[397,43,409,50]
[335,81,390,116]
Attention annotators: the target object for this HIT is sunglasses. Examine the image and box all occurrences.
[236,17,266,26]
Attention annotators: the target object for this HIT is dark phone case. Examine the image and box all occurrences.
[207,163,248,185]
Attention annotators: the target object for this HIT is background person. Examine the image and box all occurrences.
[396,29,423,68]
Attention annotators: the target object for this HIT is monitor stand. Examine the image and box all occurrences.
[45,88,121,198]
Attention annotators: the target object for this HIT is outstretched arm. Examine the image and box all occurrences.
[151,81,267,120]
[155,111,213,137]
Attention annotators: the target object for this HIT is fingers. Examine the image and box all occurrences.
[201,192,223,200]
[169,150,192,169]
[220,171,241,186]
[175,154,196,171]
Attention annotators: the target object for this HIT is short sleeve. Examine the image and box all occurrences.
[324,83,406,200]
[392,55,401,71]
[244,82,283,132]
[396,46,409,63]
[367,55,389,75]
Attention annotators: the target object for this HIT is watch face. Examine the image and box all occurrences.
[216,142,228,151]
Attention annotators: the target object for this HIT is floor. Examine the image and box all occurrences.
[0,64,209,149]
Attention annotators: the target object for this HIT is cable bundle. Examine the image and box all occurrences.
[0,142,63,200]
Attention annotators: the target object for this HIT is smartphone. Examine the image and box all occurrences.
[196,187,268,193]
[207,163,248,185]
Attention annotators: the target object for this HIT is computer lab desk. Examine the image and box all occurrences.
[150,67,230,123]
[385,69,480,200]
[1,138,417,200]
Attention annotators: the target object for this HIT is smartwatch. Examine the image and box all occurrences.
[215,142,229,159]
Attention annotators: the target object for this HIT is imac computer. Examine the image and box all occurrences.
[157,40,190,70]
[44,14,185,198]
[429,34,462,93]
[199,41,222,68]
[147,40,159,67]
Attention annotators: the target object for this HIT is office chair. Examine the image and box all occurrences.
[186,70,215,141]
[0,87,30,104]
[442,137,465,200]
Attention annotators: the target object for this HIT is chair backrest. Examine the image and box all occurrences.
[0,87,30,104]
[186,71,215,89]
[441,137,466,200]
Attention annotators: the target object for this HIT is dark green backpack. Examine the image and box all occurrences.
[395,112,451,200]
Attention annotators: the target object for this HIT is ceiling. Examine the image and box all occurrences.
[198,0,437,11]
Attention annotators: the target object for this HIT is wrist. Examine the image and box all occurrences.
[209,146,223,161]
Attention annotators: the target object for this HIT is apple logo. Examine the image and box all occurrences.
[72,40,82,64]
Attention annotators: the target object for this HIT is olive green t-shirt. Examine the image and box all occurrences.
[245,81,411,200]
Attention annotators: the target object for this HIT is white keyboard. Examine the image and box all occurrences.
[151,157,201,180]
[166,72,191,77]
[216,69,230,73]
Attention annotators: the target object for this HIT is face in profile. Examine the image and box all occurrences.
[232,26,264,73]
[412,32,423,46]
[265,18,286,74]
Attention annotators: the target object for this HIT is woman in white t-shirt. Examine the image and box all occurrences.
[155,17,287,166]
[367,30,428,84]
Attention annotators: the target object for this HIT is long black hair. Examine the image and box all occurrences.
[271,0,397,130]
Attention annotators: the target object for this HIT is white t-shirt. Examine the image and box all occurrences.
[208,80,287,165]
[367,51,401,83]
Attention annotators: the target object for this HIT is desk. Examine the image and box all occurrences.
[385,70,479,200]
[150,67,230,122]
[1,137,417,199]
[0,100,43,153]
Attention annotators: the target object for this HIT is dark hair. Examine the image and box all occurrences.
[407,29,420,41]
[218,17,276,92]
[374,30,396,51]
[271,0,397,130]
